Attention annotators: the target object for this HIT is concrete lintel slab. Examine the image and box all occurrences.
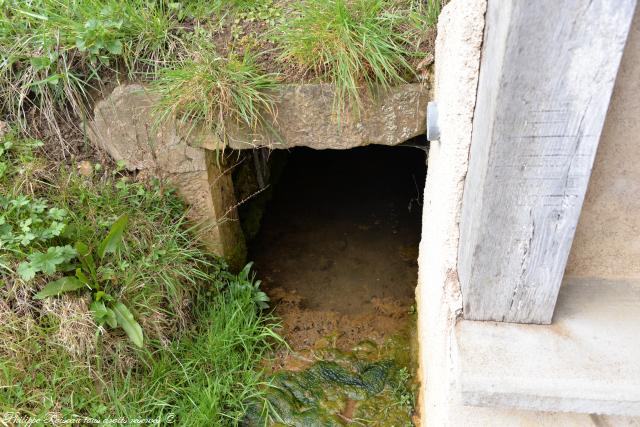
[454,278,640,416]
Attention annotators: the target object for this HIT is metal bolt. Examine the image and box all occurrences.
[426,101,440,141]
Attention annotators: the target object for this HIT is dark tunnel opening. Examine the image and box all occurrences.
[245,141,427,316]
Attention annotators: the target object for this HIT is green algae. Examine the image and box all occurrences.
[244,326,418,426]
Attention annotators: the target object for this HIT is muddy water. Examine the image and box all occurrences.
[249,145,426,425]
[251,145,426,350]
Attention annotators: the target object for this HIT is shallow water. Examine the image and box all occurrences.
[251,145,426,348]
[246,144,426,425]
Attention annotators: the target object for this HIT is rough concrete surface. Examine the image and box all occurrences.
[566,3,640,280]
[416,0,486,423]
[455,278,640,416]
[88,84,245,266]
[225,83,430,150]
[417,0,639,425]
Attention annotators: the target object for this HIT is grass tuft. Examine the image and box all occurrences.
[0,1,183,148]
[0,269,283,425]
[109,277,282,425]
[152,46,279,142]
[1,0,441,144]
[277,0,418,117]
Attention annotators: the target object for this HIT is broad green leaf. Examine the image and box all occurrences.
[106,39,122,55]
[75,241,97,283]
[34,277,85,299]
[26,245,77,276]
[19,232,36,246]
[31,200,46,213]
[112,302,143,348]
[29,56,52,71]
[97,214,128,259]
[90,300,117,328]
[45,221,65,238]
[17,262,37,281]
[47,208,67,221]
[239,262,254,281]
[76,38,87,51]
[104,307,117,328]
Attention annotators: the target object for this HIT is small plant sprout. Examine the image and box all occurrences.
[33,214,144,348]
[234,262,270,310]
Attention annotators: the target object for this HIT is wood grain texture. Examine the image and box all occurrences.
[458,0,637,324]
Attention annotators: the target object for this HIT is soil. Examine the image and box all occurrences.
[250,144,426,352]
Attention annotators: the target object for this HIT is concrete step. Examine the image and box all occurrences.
[453,277,640,416]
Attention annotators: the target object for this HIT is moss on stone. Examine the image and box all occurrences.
[245,325,418,426]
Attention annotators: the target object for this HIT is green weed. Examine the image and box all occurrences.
[28,214,146,348]
[0,130,283,424]
[0,195,69,258]
[152,46,279,142]
[106,268,282,425]
[277,0,418,117]
[0,267,282,425]
[0,1,183,143]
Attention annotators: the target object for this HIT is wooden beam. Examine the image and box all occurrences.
[458,0,637,324]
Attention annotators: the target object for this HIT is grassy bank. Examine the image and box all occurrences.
[0,128,282,425]
[0,0,440,149]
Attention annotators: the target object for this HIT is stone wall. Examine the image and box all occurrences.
[88,82,430,264]
[224,83,429,150]
[88,84,246,269]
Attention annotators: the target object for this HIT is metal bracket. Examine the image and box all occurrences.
[426,101,440,141]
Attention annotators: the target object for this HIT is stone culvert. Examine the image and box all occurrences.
[88,82,431,267]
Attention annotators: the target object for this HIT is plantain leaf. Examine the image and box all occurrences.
[34,276,86,299]
[90,300,117,328]
[75,241,97,283]
[97,214,128,259]
[75,268,92,287]
[112,302,143,348]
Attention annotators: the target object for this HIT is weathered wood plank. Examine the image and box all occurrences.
[458,0,637,324]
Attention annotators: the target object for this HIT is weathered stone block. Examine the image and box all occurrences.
[88,84,246,268]
[87,81,429,266]
[224,83,430,150]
